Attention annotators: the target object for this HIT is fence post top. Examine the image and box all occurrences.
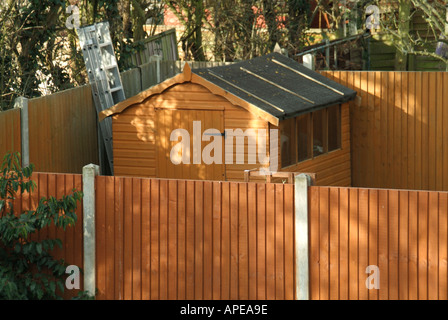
[13,96,28,109]
[295,173,312,186]
[82,164,100,175]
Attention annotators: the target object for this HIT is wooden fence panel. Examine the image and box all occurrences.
[28,85,98,174]
[0,108,21,159]
[309,185,448,300]
[94,176,295,300]
[11,172,84,299]
[321,71,448,192]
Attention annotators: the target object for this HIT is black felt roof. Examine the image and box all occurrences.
[193,53,357,121]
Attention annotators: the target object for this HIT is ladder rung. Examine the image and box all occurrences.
[99,42,113,48]
[110,86,123,93]
[104,64,118,70]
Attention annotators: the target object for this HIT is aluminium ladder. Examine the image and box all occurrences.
[77,22,126,175]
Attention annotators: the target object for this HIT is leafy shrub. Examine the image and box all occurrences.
[0,152,83,300]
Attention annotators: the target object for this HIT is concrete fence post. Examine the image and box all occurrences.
[14,97,29,168]
[295,173,312,300]
[150,55,162,83]
[82,164,100,296]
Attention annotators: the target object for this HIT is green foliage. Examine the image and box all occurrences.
[0,152,83,300]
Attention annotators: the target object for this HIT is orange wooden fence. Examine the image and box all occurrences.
[0,108,21,159]
[10,171,448,300]
[309,186,448,300]
[94,176,295,300]
[321,71,448,192]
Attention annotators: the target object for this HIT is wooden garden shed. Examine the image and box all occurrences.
[100,53,357,185]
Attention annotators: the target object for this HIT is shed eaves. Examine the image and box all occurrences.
[193,53,357,121]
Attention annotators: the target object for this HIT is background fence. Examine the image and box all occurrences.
[309,186,448,300]
[28,86,99,173]
[322,71,448,192]
[0,108,21,158]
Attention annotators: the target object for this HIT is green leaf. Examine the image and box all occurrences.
[36,243,42,255]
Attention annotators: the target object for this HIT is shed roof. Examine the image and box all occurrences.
[99,53,357,126]
[193,53,357,121]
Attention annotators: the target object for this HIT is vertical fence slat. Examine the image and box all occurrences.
[239,183,249,300]
[418,192,428,300]
[329,188,339,300]
[348,188,358,300]
[369,190,379,301]
[408,191,418,300]
[309,187,320,300]
[319,187,329,300]
[378,189,389,300]
[398,191,409,300]
[428,192,439,300]
[256,184,266,300]
[141,179,151,300]
[114,177,124,300]
[203,181,213,300]
[159,180,168,300]
[275,185,284,300]
[358,189,369,300]
[123,178,133,300]
[439,193,448,300]
[105,176,115,300]
[132,178,142,300]
[167,180,178,300]
[212,182,222,300]
[284,184,294,300]
[248,183,257,300]
[266,183,276,300]
[177,180,186,300]
[388,190,399,300]
[150,179,160,300]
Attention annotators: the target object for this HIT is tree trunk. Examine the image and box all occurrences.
[122,0,132,39]
[395,0,411,71]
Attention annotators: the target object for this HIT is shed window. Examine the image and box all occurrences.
[280,105,342,168]
[297,114,311,162]
[280,118,296,168]
[313,109,326,157]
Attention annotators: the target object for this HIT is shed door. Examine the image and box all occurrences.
[156,109,225,181]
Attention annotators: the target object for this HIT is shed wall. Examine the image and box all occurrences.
[112,82,270,180]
